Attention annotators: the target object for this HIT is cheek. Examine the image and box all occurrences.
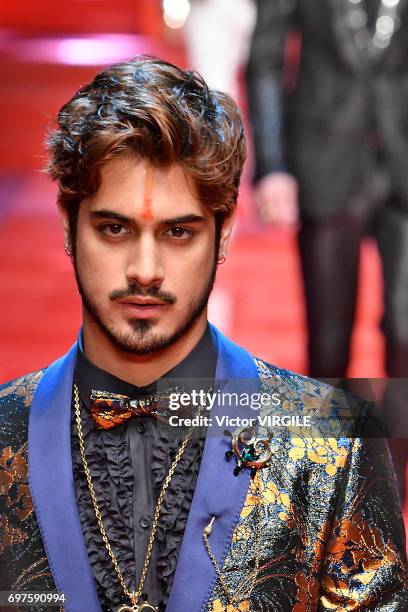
[76,234,121,290]
[170,241,215,288]
[195,236,216,273]
[178,236,214,267]
[76,240,100,281]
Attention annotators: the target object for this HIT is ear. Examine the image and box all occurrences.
[59,204,71,250]
[218,212,235,261]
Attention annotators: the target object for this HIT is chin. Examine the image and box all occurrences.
[99,319,176,355]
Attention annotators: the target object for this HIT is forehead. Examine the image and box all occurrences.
[85,155,210,220]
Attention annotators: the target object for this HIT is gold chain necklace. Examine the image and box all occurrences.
[74,383,205,612]
[203,476,264,607]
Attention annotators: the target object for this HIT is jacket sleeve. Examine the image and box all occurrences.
[246,0,299,181]
[318,436,408,610]
[0,371,56,600]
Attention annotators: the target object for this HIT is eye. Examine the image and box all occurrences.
[100,223,130,237]
[165,227,195,240]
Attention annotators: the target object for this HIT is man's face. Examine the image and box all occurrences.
[63,156,231,354]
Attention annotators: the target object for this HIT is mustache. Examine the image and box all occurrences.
[109,283,177,305]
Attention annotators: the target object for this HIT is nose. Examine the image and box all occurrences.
[125,233,164,288]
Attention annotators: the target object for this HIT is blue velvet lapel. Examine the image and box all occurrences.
[166,325,260,612]
[28,326,259,612]
[28,342,101,612]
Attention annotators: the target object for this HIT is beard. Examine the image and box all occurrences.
[73,257,218,355]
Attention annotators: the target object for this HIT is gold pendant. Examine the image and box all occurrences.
[117,603,157,611]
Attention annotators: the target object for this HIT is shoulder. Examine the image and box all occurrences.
[253,357,384,438]
[0,370,56,592]
[252,360,394,503]
[0,369,45,410]
[0,370,45,449]
[255,355,333,392]
[254,355,340,401]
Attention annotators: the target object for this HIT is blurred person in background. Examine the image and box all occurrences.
[185,0,256,101]
[246,0,408,503]
[247,0,408,382]
[184,0,257,330]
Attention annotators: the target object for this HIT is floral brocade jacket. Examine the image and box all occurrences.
[0,329,408,611]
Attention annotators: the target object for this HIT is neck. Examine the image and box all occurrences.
[81,313,209,386]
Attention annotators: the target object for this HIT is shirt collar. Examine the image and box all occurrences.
[75,325,217,408]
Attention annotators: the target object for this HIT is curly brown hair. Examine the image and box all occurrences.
[46,56,246,239]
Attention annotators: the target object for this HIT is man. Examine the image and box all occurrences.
[0,57,407,612]
[246,0,408,379]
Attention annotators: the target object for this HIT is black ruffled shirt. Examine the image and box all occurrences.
[71,326,217,611]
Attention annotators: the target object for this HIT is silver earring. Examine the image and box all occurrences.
[64,243,72,257]
[217,253,226,265]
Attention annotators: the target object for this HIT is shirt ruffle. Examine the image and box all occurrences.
[151,428,205,598]
[71,406,205,611]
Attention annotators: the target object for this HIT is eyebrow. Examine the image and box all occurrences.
[161,214,205,225]
[90,209,206,225]
[91,210,130,222]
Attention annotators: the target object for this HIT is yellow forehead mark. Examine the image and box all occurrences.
[142,165,155,221]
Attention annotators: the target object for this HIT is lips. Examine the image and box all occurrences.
[117,298,168,318]
[118,297,168,306]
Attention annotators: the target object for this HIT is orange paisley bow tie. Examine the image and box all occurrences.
[89,389,162,430]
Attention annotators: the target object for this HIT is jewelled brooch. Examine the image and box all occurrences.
[224,426,272,477]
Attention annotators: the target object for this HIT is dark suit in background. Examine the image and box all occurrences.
[247,0,408,379]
